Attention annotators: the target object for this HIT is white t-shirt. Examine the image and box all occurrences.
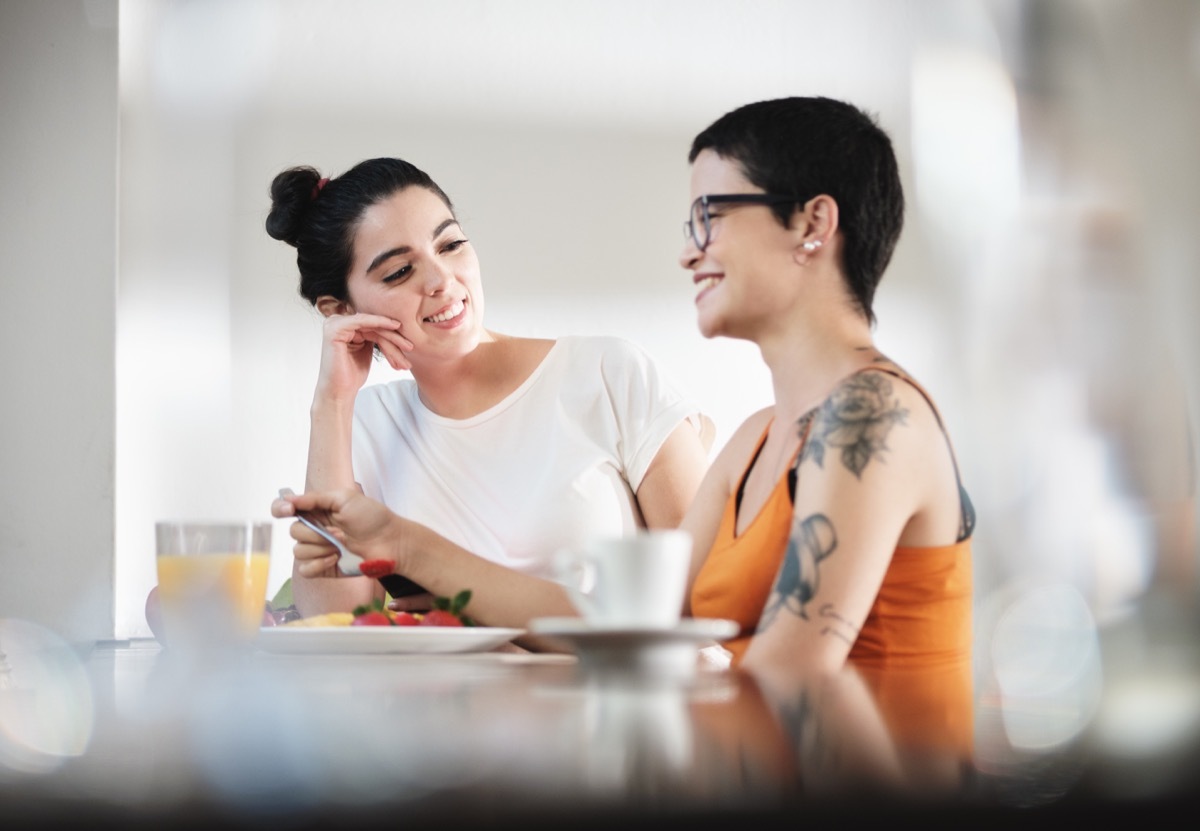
[351,336,709,580]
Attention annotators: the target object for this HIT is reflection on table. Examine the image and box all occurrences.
[1,611,1197,826]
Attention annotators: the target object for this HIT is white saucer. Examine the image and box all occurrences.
[529,617,738,641]
[528,617,738,678]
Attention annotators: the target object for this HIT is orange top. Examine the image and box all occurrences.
[690,368,974,754]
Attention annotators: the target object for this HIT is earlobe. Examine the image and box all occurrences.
[795,194,837,259]
[794,238,823,266]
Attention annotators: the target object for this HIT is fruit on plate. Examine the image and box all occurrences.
[352,599,397,626]
[282,590,477,627]
[420,609,463,627]
[284,611,355,627]
[421,589,474,627]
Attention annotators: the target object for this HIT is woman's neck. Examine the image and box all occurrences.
[762,316,880,424]
[410,333,553,419]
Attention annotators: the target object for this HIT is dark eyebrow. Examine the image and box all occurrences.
[365,218,461,275]
[366,246,410,274]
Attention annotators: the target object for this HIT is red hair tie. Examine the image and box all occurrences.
[311,177,329,200]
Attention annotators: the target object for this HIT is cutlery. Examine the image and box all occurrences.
[278,489,426,598]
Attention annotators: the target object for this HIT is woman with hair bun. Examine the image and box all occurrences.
[266,157,713,634]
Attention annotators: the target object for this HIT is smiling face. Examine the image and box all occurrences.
[346,186,486,363]
[679,150,802,341]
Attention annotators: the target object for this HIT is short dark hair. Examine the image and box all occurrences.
[689,97,903,325]
[265,157,454,305]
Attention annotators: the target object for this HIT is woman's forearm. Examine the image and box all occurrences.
[293,397,377,616]
[396,522,578,646]
[305,397,358,491]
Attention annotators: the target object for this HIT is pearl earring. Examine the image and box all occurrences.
[802,240,822,252]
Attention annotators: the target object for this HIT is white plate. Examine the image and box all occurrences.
[528,617,738,677]
[256,625,525,655]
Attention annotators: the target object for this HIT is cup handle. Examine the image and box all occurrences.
[554,549,596,618]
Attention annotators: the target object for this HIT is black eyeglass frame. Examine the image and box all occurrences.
[684,193,800,252]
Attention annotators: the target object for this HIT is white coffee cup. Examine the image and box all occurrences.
[553,529,693,629]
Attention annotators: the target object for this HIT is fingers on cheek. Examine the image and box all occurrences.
[380,330,412,352]
[381,344,410,370]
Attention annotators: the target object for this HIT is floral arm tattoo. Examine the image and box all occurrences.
[799,371,908,478]
[760,372,908,644]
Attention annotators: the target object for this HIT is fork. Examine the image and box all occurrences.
[277,488,426,597]
[279,488,365,575]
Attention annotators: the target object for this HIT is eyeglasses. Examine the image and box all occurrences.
[684,194,799,252]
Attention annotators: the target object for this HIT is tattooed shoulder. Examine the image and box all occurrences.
[798,371,909,478]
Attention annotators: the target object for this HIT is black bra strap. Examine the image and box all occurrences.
[733,430,769,521]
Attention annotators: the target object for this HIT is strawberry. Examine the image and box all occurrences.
[420,609,464,627]
[352,611,395,626]
[419,589,475,627]
[352,599,396,626]
[391,611,422,626]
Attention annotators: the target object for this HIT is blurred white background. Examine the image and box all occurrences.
[114,0,1200,628]
[114,0,939,622]
[3,0,1199,794]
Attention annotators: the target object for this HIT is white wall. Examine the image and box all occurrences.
[0,0,118,646]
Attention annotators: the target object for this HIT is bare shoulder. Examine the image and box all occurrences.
[802,367,947,479]
[855,365,948,434]
[725,405,774,450]
[707,406,774,482]
[683,405,775,533]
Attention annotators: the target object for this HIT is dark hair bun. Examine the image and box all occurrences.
[265,165,323,246]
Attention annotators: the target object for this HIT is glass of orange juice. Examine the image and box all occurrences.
[154,521,271,653]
